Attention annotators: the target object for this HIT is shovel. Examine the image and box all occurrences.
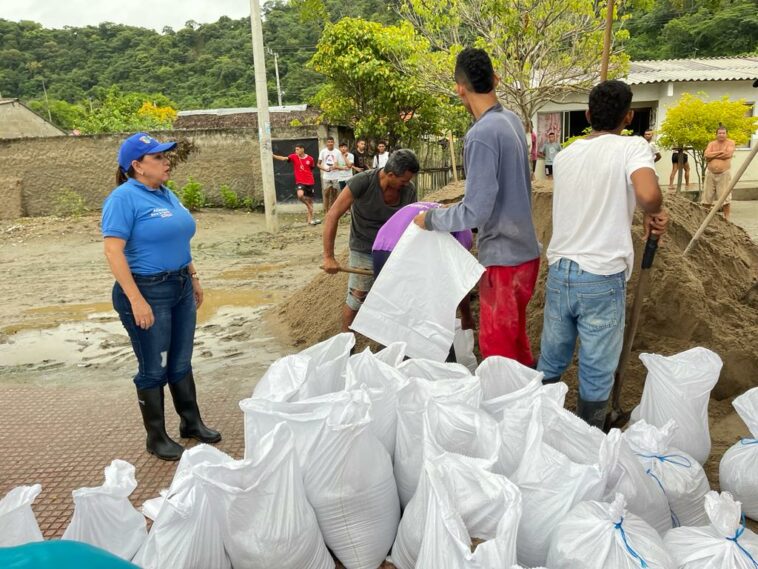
[319,265,373,276]
[605,234,659,431]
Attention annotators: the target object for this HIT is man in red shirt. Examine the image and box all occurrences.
[273,144,320,225]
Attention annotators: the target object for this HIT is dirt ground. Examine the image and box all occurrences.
[1,194,757,543]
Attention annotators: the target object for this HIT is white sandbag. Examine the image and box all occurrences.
[240,390,399,569]
[631,347,721,464]
[664,491,758,569]
[494,381,568,477]
[476,356,545,420]
[394,375,483,507]
[194,423,332,569]
[547,494,675,568]
[453,320,477,373]
[132,445,231,569]
[62,460,146,561]
[624,419,710,528]
[720,387,758,520]
[351,224,485,361]
[298,332,356,397]
[250,353,313,401]
[392,453,521,569]
[346,348,408,455]
[406,454,522,569]
[398,358,473,381]
[375,341,408,367]
[534,396,672,535]
[511,397,620,568]
[0,484,43,547]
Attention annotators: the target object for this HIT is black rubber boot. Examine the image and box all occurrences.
[137,387,184,461]
[577,396,610,429]
[169,373,222,443]
[542,374,562,384]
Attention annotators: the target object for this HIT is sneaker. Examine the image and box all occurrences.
[309,219,322,225]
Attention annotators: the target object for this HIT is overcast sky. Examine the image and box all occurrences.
[0,0,252,31]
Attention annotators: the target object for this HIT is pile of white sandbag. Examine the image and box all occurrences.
[6,339,758,569]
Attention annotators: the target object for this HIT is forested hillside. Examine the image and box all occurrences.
[0,0,755,129]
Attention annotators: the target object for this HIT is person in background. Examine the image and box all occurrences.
[702,125,736,220]
[352,139,371,173]
[318,136,342,213]
[272,143,320,225]
[536,80,668,428]
[643,128,662,162]
[669,149,691,189]
[414,47,541,367]
[102,132,221,462]
[539,132,562,179]
[322,149,420,332]
[529,126,538,180]
[372,141,389,169]
[336,142,354,190]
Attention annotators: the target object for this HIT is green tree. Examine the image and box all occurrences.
[658,93,758,188]
[398,0,646,128]
[27,98,87,131]
[309,17,464,145]
[79,86,177,133]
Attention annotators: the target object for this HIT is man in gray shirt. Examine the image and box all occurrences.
[414,47,541,366]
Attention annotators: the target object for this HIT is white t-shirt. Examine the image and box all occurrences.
[373,152,389,169]
[648,140,659,158]
[336,152,354,181]
[318,148,341,180]
[547,134,655,280]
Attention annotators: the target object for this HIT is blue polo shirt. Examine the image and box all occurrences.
[101,178,195,275]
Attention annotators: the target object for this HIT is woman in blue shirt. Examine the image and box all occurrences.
[101,133,220,461]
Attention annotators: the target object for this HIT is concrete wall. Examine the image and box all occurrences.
[535,80,758,192]
[0,101,66,139]
[0,125,320,217]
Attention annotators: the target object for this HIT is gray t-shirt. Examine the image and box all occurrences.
[541,142,562,165]
[348,169,418,254]
[425,103,540,267]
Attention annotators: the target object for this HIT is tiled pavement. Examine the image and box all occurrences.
[0,374,255,538]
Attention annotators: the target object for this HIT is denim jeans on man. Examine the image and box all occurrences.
[537,258,626,402]
[112,267,196,390]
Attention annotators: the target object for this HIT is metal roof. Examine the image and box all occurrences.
[177,104,308,117]
[627,57,758,85]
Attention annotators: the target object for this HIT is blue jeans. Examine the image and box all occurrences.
[112,267,196,390]
[537,259,626,402]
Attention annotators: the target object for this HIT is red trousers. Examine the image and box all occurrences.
[478,258,540,366]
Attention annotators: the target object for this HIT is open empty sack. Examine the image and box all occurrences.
[664,491,758,569]
[0,484,43,547]
[194,423,333,569]
[240,390,399,569]
[133,445,231,569]
[393,452,521,569]
[631,347,722,464]
[624,419,710,528]
[351,224,485,361]
[547,493,674,568]
[62,460,146,561]
[720,387,758,520]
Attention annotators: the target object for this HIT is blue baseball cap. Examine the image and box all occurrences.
[118,132,177,172]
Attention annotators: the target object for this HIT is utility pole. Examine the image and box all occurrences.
[273,53,283,107]
[249,0,279,233]
[40,77,52,123]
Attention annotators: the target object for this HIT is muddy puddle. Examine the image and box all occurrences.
[0,288,285,373]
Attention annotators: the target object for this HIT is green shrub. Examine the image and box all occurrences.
[242,196,264,212]
[54,188,90,217]
[219,184,240,209]
[180,177,205,211]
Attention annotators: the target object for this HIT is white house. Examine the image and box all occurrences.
[533,57,758,193]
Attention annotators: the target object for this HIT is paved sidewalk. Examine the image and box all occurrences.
[0,373,254,538]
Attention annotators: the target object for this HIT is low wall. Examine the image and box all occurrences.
[0,125,320,217]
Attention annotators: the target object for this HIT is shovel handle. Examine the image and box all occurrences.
[319,265,374,277]
[641,234,659,269]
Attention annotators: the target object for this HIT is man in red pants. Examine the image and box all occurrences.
[414,47,541,366]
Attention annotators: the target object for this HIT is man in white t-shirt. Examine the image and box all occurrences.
[336,142,354,189]
[537,80,669,428]
[372,141,389,169]
[318,137,342,213]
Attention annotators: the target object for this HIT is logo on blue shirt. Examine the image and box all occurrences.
[149,208,173,218]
